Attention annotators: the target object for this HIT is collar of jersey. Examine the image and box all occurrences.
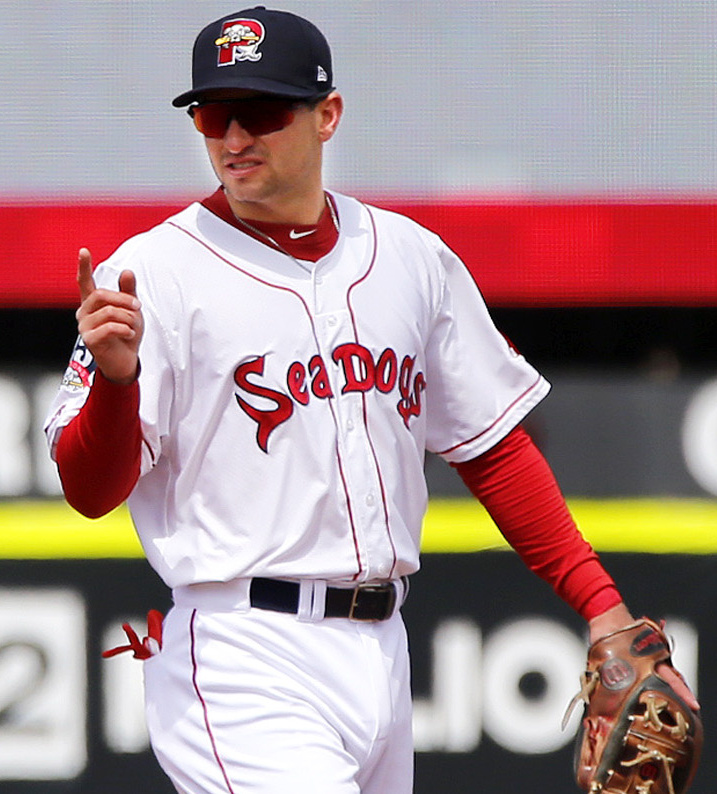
[201,187,339,263]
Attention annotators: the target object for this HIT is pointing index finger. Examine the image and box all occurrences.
[77,247,96,302]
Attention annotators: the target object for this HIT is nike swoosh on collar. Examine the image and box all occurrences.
[288,228,317,239]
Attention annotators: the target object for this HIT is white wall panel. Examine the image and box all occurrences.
[3,1,717,197]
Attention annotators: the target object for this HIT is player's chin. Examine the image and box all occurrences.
[221,169,268,201]
[222,179,273,209]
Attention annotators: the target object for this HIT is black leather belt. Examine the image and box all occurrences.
[249,577,400,622]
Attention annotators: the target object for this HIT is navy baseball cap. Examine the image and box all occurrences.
[172,7,334,107]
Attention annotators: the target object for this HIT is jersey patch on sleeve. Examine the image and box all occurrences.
[61,335,97,392]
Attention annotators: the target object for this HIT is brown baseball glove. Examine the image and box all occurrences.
[563,618,703,794]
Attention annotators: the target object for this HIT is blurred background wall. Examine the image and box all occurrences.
[1,2,716,792]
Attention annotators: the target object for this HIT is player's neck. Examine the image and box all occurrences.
[202,187,340,263]
[226,187,327,226]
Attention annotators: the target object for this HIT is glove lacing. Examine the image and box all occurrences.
[562,669,600,730]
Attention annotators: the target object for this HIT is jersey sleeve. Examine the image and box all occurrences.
[44,244,175,477]
[43,261,123,459]
[422,239,550,462]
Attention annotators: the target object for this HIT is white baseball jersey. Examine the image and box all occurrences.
[45,191,549,589]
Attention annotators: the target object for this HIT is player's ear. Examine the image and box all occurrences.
[316,91,343,143]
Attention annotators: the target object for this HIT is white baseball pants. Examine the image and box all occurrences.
[143,588,413,793]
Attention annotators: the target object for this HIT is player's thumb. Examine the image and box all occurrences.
[118,269,140,305]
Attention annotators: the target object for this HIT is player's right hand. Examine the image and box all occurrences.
[76,247,144,384]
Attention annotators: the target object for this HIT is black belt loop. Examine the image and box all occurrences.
[249,578,402,622]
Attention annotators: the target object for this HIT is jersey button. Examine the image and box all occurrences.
[365,493,376,506]
[346,418,355,432]
[327,315,337,327]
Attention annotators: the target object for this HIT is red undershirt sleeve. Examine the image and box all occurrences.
[55,370,142,519]
[452,425,622,621]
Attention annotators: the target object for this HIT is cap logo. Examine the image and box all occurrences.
[215,18,265,65]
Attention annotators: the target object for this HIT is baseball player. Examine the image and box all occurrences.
[44,7,698,793]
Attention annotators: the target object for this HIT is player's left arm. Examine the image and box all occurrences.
[453,425,619,620]
[453,425,699,711]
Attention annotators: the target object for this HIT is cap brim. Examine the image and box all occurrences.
[172,77,333,107]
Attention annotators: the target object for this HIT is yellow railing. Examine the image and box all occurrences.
[2,498,716,559]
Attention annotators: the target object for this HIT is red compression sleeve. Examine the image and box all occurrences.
[452,426,622,621]
[55,371,142,518]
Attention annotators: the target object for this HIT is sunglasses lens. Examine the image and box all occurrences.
[191,104,231,137]
[191,99,296,138]
[244,100,296,136]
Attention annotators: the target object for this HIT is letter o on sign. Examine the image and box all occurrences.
[482,618,584,754]
[682,378,717,497]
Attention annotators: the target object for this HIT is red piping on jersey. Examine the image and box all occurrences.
[142,436,156,467]
[189,610,237,794]
[436,374,544,456]
[167,221,324,296]
[167,218,366,578]
[346,204,399,579]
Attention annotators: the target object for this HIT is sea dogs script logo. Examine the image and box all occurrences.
[215,18,265,65]
[234,343,426,452]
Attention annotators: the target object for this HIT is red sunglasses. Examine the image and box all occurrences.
[188,97,298,138]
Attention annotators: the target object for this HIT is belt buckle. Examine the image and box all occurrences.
[348,582,396,622]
